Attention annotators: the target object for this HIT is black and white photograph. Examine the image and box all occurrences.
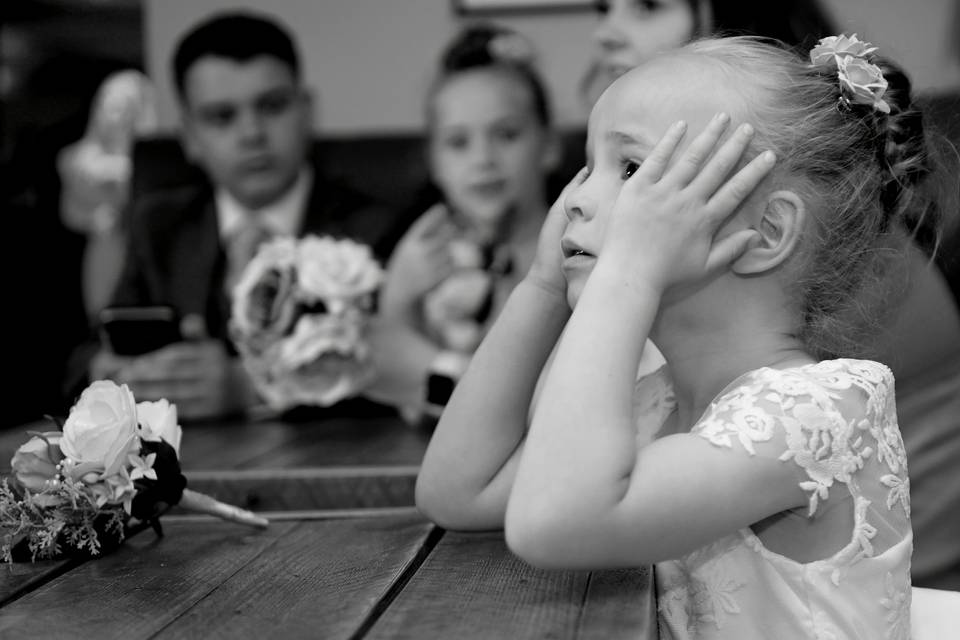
[2,0,958,637]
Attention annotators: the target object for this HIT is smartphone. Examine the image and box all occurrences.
[99,306,183,356]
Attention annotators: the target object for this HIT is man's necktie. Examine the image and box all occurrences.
[224,220,273,298]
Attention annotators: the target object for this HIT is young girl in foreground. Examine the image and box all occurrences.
[369,24,559,423]
[417,35,931,638]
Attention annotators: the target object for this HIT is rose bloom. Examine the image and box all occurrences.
[60,380,140,478]
[809,34,877,66]
[837,55,890,113]
[296,236,383,304]
[11,432,64,493]
[136,398,182,458]
[231,236,299,339]
[246,311,376,409]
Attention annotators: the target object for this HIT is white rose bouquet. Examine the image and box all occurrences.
[230,235,384,410]
[1,380,266,562]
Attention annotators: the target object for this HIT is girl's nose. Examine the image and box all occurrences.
[563,168,592,222]
[593,9,626,53]
[472,136,496,167]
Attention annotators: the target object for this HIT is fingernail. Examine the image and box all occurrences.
[763,150,776,163]
[741,123,754,136]
[676,120,687,130]
[715,112,729,124]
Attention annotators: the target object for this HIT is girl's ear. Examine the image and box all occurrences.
[731,190,806,275]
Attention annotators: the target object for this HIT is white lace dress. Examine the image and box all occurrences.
[637,359,913,639]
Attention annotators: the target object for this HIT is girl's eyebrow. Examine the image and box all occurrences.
[606,130,654,149]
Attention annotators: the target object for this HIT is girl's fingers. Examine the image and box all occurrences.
[704,229,761,274]
[636,120,687,183]
[691,122,756,197]
[707,150,777,222]
[667,112,731,187]
[423,225,455,250]
[413,203,451,238]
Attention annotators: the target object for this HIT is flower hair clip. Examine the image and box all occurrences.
[488,32,535,65]
[809,34,890,114]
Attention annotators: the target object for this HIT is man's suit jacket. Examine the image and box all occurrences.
[109,175,401,342]
[64,173,407,412]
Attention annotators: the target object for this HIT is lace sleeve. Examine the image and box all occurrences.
[691,361,908,519]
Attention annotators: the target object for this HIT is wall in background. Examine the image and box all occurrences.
[145,0,960,134]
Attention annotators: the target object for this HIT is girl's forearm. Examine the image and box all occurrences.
[512,260,660,521]
[416,278,570,528]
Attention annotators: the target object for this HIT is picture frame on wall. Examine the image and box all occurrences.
[454,0,596,14]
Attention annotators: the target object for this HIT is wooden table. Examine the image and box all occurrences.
[0,414,658,639]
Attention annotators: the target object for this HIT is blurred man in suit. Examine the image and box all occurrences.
[76,11,398,420]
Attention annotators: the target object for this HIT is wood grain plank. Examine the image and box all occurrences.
[2,414,429,474]
[0,558,77,607]
[0,520,295,639]
[152,514,435,640]
[235,416,430,468]
[366,530,586,640]
[179,466,419,512]
[176,419,303,470]
[366,530,657,640]
[576,568,658,640]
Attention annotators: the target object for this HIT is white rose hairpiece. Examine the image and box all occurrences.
[489,32,535,65]
[809,34,890,114]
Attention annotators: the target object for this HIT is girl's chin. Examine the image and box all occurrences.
[564,278,583,309]
[452,199,514,227]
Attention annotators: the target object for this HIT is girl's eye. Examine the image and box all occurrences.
[442,135,468,151]
[620,160,640,180]
[634,0,663,14]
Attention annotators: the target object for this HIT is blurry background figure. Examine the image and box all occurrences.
[74,10,399,423]
[57,69,158,319]
[580,0,836,106]
[368,23,560,425]
[2,2,144,429]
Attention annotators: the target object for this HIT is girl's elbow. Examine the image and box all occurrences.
[415,474,456,527]
[415,475,497,531]
[504,507,569,569]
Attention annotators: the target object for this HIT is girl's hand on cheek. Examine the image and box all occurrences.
[381,204,456,319]
[526,168,587,299]
[601,115,776,292]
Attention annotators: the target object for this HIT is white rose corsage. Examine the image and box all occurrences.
[230,235,384,410]
[2,380,266,562]
[809,33,890,114]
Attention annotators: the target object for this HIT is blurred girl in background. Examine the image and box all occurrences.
[368,23,560,425]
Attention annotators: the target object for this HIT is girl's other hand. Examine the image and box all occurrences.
[603,115,775,291]
[526,168,588,298]
[380,204,457,320]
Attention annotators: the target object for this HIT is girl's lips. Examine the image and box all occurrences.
[598,59,635,80]
[560,237,594,260]
[468,179,507,198]
[562,252,596,273]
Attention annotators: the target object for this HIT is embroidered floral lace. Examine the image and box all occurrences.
[636,359,912,639]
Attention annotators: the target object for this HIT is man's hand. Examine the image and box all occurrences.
[106,340,256,421]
